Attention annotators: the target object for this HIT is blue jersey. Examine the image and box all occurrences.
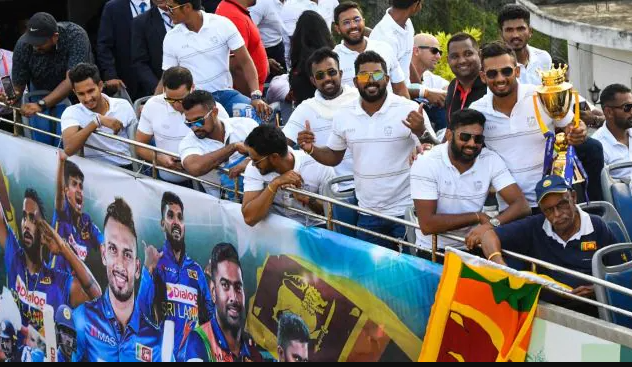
[4,229,73,333]
[138,241,213,359]
[49,199,103,273]
[73,275,164,362]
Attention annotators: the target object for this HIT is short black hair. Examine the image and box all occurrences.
[24,188,46,222]
[69,63,102,87]
[64,160,84,187]
[162,66,193,91]
[480,41,517,66]
[209,243,241,280]
[447,33,479,54]
[182,90,216,111]
[600,84,632,106]
[334,1,362,24]
[354,50,388,75]
[161,191,184,219]
[173,0,201,11]
[104,198,137,240]
[498,4,531,29]
[307,48,340,76]
[244,124,289,157]
[450,109,486,130]
[277,312,310,351]
[392,0,421,10]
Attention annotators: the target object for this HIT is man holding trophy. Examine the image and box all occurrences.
[471,42,603,212]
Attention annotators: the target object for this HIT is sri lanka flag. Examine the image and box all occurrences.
[419,248,570,362]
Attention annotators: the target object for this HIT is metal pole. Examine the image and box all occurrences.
[233,177,240,202]
[327,202,334,231]
[432,234,438,263]
[12,108,18,137]
[152,151,158,179]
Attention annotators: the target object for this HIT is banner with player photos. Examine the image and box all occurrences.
[0,133,443,362]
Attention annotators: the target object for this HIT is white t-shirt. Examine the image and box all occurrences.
[470,83,574,208]
[282,86,358,191]
[163,12,245,93]
[334,38,406,89]
[249,0,284,48]
[369,9,415,83]
[0,49,13,115]
[280,0,319,67]
[327,93,435,217]
[421,70,450,90]
[411,144,516,249]
[317,0,339,30]
[592,125,632,180]
[137,94,229,182]
[179,117,258,197]
[518,45,552,86]
[61,95,134,166]
[243,148,335,227]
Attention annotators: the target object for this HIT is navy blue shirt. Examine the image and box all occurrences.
[495,212,616,292]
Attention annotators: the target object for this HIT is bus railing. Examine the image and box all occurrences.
[4,102,632,321]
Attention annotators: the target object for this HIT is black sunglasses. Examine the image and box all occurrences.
[314,69,339,81]
[485,67,515,80]
[605,103,632,113]
[459,132,485,145]
[418,46,442,56]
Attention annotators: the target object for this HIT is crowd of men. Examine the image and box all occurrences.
[0,0,632,360]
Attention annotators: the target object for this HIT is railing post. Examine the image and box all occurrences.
[327,202,334,231]
[432,235,438,263]
[152,151,158,179]
[12,108,18,137]
[233,177,240,202]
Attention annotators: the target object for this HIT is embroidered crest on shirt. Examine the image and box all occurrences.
[188,269,199,281]
[384,127,393,137]
[581,241,597,252]
[527,116,537,128]
[136,343,153,362]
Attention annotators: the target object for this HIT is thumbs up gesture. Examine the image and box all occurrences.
[402,103,427,137]
[297,120,316,154]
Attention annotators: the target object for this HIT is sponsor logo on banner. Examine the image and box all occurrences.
[73,243,88,260]
[166,283,198,306]
[187,269,198,281]
[136,343,153,362]
[16,276,47,310]
[89,325,117,347]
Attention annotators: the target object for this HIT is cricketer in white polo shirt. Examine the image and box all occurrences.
[411,109,530,251]
[297,51,435,251]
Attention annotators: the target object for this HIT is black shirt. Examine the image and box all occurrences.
[445,76,487,127]
[12,22,92,91]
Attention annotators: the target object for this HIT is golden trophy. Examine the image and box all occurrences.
[533,65,585,185]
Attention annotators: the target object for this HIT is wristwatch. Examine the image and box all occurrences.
[37,99,47,109]
[251,90,263,101]
[490,218,501,228]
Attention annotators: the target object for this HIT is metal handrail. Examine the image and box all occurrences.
[5,102,632,321]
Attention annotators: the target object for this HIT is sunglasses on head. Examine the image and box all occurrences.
[485,67,515,80]
[459,132,485,145]
[418,46,442,56]
[606,103,632,113]
[184,111,210,128]
[314,69,339,81]
[356,71,385,84]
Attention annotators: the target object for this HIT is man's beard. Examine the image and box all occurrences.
[22,230,42,263]
[218,303,244,338]
[342,31,364,46]
[109,272,134,303]
[359,83,387,103]
[615,116,632,130]
[450,137,481,163]
[166,225,185,253]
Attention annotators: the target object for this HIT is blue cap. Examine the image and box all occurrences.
[54,305,75,331]
[0,319,15,339]
[536,175,573,204]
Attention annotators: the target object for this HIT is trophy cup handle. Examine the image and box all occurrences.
[573,90,581,128]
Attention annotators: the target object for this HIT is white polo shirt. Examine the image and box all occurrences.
[249,0,284,48]
[421,70,450,90]
[334,38,406,89]
[411,144,516,249]
[543,206,593,247]
[243,148,335,227]
[369,9,415,83]
[470,83,574,208]
[317,0,339,29]
[179,117,258,197]
[162,12,245,93]
[137,94,230,182]
[327,93,435,217]
[61,95,134,167]
[280,0,319,67]
[518,45,552,86]
[592,125,632,180]
[283,86,359,191]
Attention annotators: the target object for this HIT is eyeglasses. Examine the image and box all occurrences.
[340,16,362,28]
[356,71,386,84]
[184,111,210,129]
[314,69,339,81]
[542,198,572,217]
[164,94,188,105]
[166,3,186,13]
[418,46,442,56]
[253,155,269,167]
[605,103,632,113]
[485,67,515,80]
[459,132,485,145]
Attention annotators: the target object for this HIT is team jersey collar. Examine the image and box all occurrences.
[210,315,251,360]
[103,288,141,333]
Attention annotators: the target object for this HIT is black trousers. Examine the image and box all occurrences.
[575,137,605,202]
[265,42,286,82]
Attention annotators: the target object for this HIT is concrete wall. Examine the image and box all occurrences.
[592,46,632,90]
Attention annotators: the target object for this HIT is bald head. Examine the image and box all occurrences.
[413,33,442,73]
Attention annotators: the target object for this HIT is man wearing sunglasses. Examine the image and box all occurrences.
[136,66,229,187]
[333,1,410,98]
[412,108,530,254]
[179,90,256,198]
[471,42,600,209]
[298,51,436,251]
[283,48,358,193]
[592,84,632,181]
